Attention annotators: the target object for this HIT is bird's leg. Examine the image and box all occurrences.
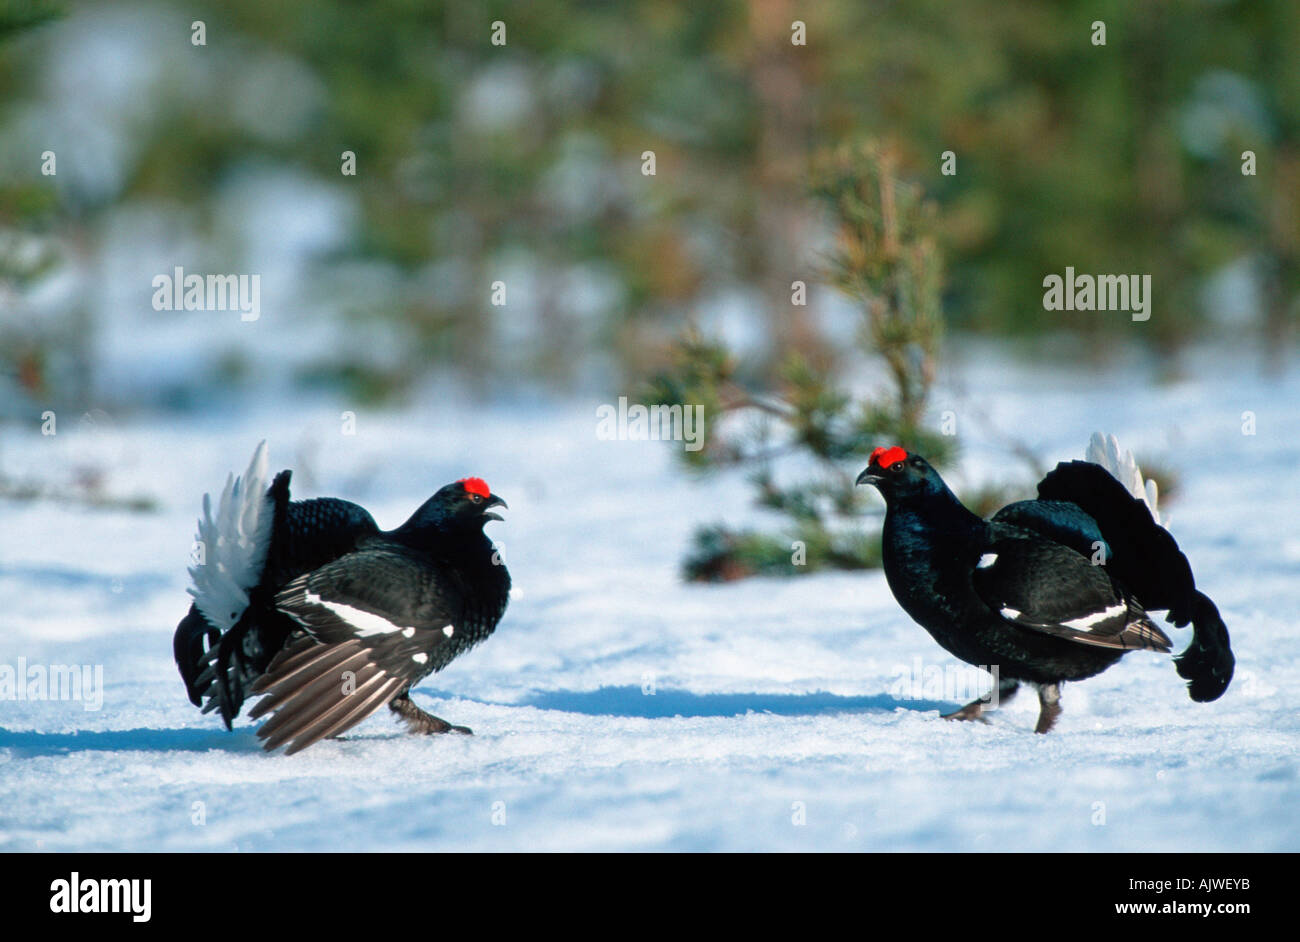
[942,679,1020,722]
[1034,683,1062,734]
[389,692,472,735]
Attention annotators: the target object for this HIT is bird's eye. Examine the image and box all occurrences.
[469,493,483,503]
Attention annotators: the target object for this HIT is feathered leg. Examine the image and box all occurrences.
[1034,683,1062,734]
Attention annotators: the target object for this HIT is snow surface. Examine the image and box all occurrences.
[2,345,1298,852]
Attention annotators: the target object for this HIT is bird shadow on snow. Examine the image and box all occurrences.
[0,691,953,758]
[0,726,265,757]
[503,685,951,719]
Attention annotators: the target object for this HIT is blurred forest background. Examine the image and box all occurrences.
[2,0,1297,420]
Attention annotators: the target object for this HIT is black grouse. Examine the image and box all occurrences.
[173,442,510,754]
[856,435,1233,732]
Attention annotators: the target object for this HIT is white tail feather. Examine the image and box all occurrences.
[1086,432,1166,528]
[188,441,275,631]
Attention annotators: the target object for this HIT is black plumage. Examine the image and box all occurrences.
[857,445,1233,732]
[174,459,509,754]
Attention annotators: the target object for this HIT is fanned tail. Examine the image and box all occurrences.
[187,441,274,631]
[1174,591,1234,702]
[174,443,292,727]
[1085,432,1165,526]
[173,605,219,707]
[193,608,260,729]
[1036,433,1233,702]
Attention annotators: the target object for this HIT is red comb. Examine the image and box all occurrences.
[870,446,907,468]
[458,477,491,498]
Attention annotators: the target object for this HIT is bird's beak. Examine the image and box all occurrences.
[856,466,882,487]
[483,494,508,521]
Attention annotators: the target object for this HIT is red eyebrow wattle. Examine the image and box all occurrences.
[871,446,907,468]
[458,477,491,498]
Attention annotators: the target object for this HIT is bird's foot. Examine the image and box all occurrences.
[941,700,990,723]
[389,695,472,735]
[1033,683,1062,734]
[942,680,1019,723]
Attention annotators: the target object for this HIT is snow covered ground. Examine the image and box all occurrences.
[2,344,1298,852]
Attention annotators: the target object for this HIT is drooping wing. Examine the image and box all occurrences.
[971,536,1171,652]
[248,547,462,754]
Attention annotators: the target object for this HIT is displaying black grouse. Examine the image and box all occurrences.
[173,443,510,754]
[856,435,1233,732]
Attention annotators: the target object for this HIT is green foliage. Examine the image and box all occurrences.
[4,0,1298,405]
[652,143,954,581]
[642,333,735,469]
[815,0,1300,348]
[683,520,880,583]
[812,141,949,450]
[0,0,61,44]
